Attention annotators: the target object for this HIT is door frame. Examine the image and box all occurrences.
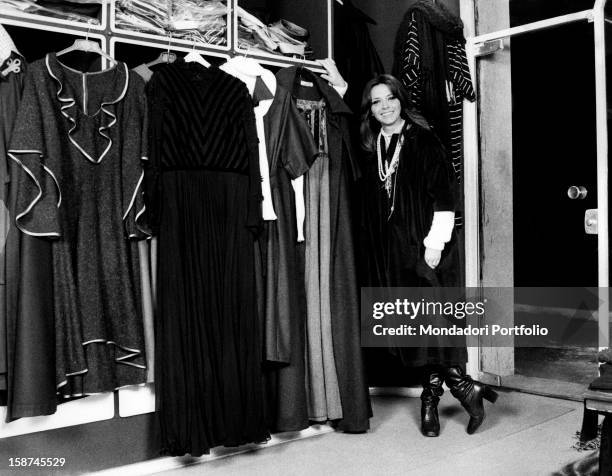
[459,0,610,380]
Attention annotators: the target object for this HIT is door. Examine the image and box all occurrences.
[510,18,599,391]
[466,0,608,398]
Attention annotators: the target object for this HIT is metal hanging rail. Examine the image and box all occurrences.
[470,9,594,45]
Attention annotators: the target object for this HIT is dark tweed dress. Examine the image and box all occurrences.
[9,53,149,397]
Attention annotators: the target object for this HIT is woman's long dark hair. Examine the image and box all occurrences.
[359,74,430,153]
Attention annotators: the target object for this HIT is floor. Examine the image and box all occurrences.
[125,389,595,476]
[516,347,600,386]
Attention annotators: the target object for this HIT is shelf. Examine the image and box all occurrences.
[110,36,231,63]
[0,393,114,438]
[0,0,331,72]
[0,0,327,69]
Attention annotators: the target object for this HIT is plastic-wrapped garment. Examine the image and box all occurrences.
[115,10,167,35]
[170,27,225,46]
[169,0,225,30]
[37,0,101,20]
[116,0,227,46]
[0,0,100,23]
[116,0,168,31]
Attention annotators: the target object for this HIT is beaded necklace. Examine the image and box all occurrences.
[376,127,404,219]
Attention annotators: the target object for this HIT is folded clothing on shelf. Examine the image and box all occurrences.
[37,0,101,18]
[116,0,168,33]
[0,0,101,22]
[237,6,313,59]
[237,23,274,55]
[169,0,225,31]
[116,0,227,46]
[269,19,309,42]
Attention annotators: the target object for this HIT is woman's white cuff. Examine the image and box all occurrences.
[423,211,455,251]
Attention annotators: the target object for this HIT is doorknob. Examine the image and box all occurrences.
[585,209,598,234]
[568,185,588,200]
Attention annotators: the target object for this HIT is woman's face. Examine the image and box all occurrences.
[370,83,402,129]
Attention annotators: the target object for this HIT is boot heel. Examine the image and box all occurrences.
[483,386,498,404]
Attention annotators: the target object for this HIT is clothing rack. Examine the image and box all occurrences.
[0,0,329,71]
[0,0,332,450]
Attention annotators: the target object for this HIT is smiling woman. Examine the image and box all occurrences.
[358,73,499,439]
[370,83,402,128]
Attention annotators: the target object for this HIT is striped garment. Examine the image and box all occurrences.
[397,12,475,227]
[398,12,475,185]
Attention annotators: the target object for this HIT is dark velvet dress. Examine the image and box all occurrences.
[360,124,466,366]
[144,61,269,456]
[9,53,149,397]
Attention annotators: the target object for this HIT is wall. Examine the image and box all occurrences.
[472,0,515,377]
[350,0,460,73]
[0,413,159,475]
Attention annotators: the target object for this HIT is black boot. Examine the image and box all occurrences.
[445,366,498,434]
[420,372,444,437]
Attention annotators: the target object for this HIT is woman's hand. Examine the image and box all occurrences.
[317,58,348,94]
[424,247,442,269]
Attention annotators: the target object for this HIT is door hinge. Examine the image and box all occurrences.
[473,39,504,57]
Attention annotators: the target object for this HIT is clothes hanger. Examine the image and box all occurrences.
[0,24,18,63]
[184,38,210,67]
[295,54,314,84]
[146,33,177,67]
[295,53,304,76]
[225,50,265,75]
[56,22,117,66]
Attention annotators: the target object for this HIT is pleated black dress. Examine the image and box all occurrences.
[144,60,269,456]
